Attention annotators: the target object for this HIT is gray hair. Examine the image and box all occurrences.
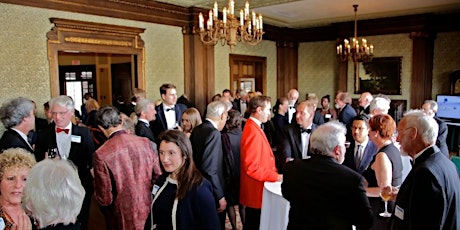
[423,100,438,113]
[310,121,347,157]
[0,97,34,128]
[206,101,227,118]
[134,99,153,116]
[49,95,75,111]
[22,159,85,227]
[97,106,122,129]
[369,97,390,114]
[403,110,438,145]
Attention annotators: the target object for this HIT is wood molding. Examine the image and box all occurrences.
[276,44,298,98]
[47,18,145,97]
[410,31,435,109]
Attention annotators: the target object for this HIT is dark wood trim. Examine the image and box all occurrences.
[276,41,298,98]
[409,32,435,109]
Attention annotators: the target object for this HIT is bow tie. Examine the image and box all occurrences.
[289,106,295,109]
[300,128,311,134]
[241,101,246,104]
[166,107,175,112]
[56,128,69,134]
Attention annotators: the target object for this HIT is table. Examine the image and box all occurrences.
[260,181,290,230]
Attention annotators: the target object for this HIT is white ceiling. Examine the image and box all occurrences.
[155,0,460,28]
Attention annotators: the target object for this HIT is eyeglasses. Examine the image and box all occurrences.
[51,110,69,116]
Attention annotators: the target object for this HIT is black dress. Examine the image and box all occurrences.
[362,143,403,230]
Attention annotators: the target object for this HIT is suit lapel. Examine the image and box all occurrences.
[9,129,34,152]
[293,126,303,159]
[174,104,181,125]
[157,104,168,130]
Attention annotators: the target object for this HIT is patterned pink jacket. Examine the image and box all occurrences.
[93,130,162,230]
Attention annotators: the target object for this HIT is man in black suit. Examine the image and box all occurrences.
[343,115,378,174]
[35,95,95,230]
[280,101,318,163]
[390,110,460,229]
[282,121,373,230]
[358,92,373,115]
[189,100,228,230]
[233,90,249,115]
[286,88,299,124]
[0,97,35,153]
[422,100,449,158]
[134,99,156,142]
[151,83,187,139]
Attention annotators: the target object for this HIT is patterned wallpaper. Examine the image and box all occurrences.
[433,31,460,98]
[0,2,184,135]
[214,40,277,99]
[298,40,338,101]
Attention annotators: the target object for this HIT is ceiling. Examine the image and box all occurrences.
[154,0,460,28]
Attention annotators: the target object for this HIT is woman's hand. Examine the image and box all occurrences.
[11,211,32,230]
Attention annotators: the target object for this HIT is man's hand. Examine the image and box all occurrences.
[277,174,283,182]
[217,197,227,212]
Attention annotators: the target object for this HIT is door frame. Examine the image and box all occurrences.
[47,18,145,97]
[229,54,267,95]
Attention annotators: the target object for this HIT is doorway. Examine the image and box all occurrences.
[229,54,266,95]
[58,52,136,114]
[48,18,145,100]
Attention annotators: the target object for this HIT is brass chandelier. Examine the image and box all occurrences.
[198,0,264,50]
[337,5,374,62]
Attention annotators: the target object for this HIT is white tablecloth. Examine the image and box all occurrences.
[260,181,290,230]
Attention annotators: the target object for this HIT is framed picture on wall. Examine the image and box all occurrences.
[354,57,402,95]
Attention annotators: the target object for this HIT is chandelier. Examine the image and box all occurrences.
[337,5,374,62]
[198,0,264,50]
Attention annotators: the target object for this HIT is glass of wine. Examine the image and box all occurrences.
[379,185,392,217]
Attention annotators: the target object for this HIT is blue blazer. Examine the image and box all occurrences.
[343,140,378,174]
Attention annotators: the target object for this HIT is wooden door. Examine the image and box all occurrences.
[230,54,266,95]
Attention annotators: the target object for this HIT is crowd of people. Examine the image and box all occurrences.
[0,84,458,230]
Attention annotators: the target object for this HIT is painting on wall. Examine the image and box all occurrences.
[354,57,402,95]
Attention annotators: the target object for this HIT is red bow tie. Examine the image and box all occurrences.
[56,128,69,134]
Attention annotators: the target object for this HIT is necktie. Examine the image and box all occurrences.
[166,107,175,112]
[56,128,69,134]
[300,128,311,134]
[260,123,264,130]
[355,145,363,167]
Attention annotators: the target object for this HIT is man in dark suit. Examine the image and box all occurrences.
[281,101,318,163]
[282,121,373,230]
[306,93,325,126]
[358,92,373,115]
[233,90,249,115]
[390,110,460,229]
[35,95,95,230]
[422,100,449,158]
[134,99,156,142]
[335,91,357,127]
[0,97,35,153]
[286,88,299,124]
[151,83,187,139]
[343,115,378,174]
[189,100,228,230]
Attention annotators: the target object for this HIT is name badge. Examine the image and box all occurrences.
[395,205,404,220]
[325,114,332,119]
[71,135,81,143]
[152,184,160,196]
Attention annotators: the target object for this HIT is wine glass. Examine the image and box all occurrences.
[379,185,392,217]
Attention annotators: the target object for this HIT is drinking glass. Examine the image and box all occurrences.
[379,185,392,217]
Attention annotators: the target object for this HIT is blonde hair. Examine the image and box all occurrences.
[181,108,202,133]
[0,148,36,180]
[85,99,100,112]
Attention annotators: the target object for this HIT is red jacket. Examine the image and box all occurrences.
[240,118,279,209]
